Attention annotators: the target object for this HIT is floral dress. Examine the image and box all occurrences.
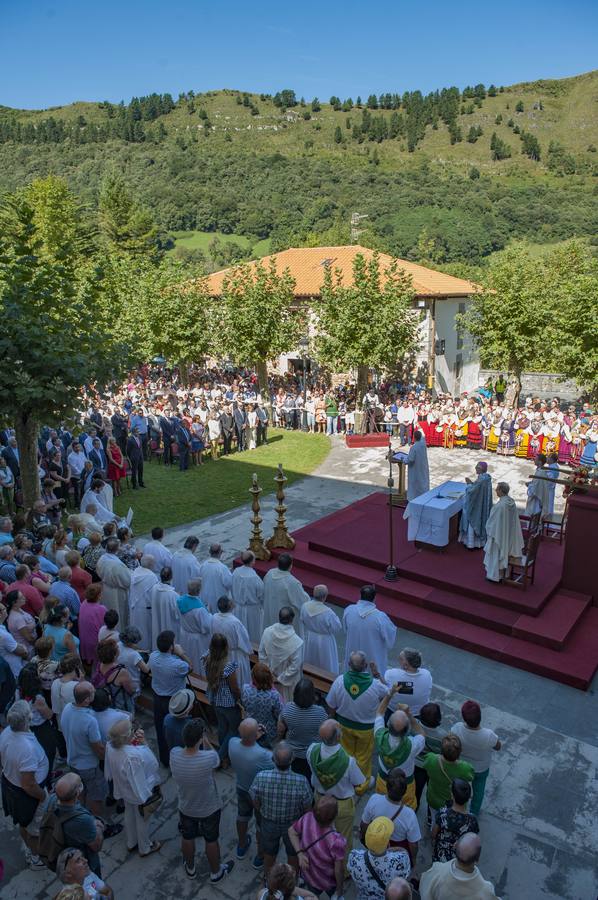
[433,806,479,862]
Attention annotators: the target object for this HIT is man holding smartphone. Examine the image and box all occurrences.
[373,685,425,808]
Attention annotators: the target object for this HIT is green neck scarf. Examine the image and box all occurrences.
[376,728,412,770]
[309,744,350,789]
[343,670,373,700]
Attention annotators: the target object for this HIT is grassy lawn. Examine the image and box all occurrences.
[114,431,330,535]
[169,229,271,259]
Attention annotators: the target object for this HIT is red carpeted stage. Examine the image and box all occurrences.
[253,492,598,690]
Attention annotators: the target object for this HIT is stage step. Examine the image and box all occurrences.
[345,434,389,448]
[512,589,592,650]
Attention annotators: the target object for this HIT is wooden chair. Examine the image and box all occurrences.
[542,499,568,544]
[170,441,180,464]
[506,530,541,590]
[150,439,163,464]
[519,511,542,553]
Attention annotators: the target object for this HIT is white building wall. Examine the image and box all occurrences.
[433,298,479,397]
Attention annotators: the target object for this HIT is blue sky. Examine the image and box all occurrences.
[1,0,597,109]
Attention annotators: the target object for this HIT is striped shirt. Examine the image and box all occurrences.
[170,747,220,818]
[279,702,328,758]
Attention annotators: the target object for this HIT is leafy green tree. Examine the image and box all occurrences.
[457,246,550,403]
[314,252,419,400]
[488,85,498,97]
[311,97,321,112]
[366,95,379,109]
[216,261,304,392]
[0,185,130,508]
[490,132,512,161]
[469,166,481,180]
[521,132,541,161]
[98,174,162,259]
[334,125,343,144]
[515,100,524,113]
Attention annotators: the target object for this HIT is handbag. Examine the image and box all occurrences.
[364,851,386,891]
[138,785,162,819]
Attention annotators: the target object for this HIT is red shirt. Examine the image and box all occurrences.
[70,565,92,601]
[10,579,44,617]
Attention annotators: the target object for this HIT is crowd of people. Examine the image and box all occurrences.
[1,364,595,522]
[0,499,505,898]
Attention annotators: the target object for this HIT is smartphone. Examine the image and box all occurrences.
[396,681,414,695]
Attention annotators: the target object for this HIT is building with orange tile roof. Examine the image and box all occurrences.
[203,246,482,396]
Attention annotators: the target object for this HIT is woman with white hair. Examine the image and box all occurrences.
[0,699,49,868]
[104,717,161,857]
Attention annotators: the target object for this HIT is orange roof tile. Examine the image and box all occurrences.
[203,245,480,298]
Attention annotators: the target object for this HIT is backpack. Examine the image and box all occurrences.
[91,663,133,712]
[38,804,81,871]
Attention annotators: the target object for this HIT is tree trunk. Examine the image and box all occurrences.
[356,365,369,403]
[14,412,40,511]
[179,361,190,387]
[256,359,269,395]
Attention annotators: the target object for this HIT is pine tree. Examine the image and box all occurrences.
[515,100,524,113]
[311,97,321,112]
[334,125,343,144]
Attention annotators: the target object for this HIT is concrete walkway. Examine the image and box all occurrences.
[3,437,596,900]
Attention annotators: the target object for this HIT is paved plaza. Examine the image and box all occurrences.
[2,438,597,900]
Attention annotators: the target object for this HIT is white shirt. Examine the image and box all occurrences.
[306,741,365,798]
[117,645,144,692]
[68,450,87,476]
[451,723,499,773]
[362,793,421,843]
[142,540,173,574]
[0,727,49,787]
[384,667,433,716]
[104,742,160,805]
[0,624,23,677]
[374,716,424,778]
[326,675,387,726]
[51,679,77,724]
[93,707,130,743]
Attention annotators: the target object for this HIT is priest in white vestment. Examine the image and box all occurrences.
[259,606,304,701]
[96,537,132,627]
[150,566,181,641]
[262,553,309,638]
[484,482,524,583]
[406,431,430,501]
[342,584,397,674]
[525,453,552,516]
[171,536,202,595]
[211,596,252,688]
[300,584,341,674]
[231,551,264,643]
[128,555,158,651]
[198,544,233,613]
[142,527,173,574]
[177,578,212,675]
[81,481,119,525]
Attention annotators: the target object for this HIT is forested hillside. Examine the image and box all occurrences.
[0,70,596,264]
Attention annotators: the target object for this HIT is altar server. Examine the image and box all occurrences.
[198,543,232,612]
[406,431,430,501]
[177,578,212,675]
[151,566,181,640]
[129,555,158,651]
[211,595,252,689]
[342,585,397,675]
[525,453,552,516]
[459,461,493,549]
[259,606,304,701]
[231,550,264,643]
[96,536,131,625]
[171,535,202,595]
[300,584,342,675]
[262,553,309,638]
[545,452,560,516]
[484,482,524,583]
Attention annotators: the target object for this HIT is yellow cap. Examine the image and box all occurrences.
[365,816,394,854]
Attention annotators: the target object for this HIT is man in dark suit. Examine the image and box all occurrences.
[88,438,108,479]
[232,402,247,452]
[159,411,174,465]
[256,403,269,447]
[126,427,145,489]
[220,406,234,456]
[176,421,190,471]
[2,438,20,481]
[111,410,128,455]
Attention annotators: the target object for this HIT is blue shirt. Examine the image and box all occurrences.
[229,737,273,792]
[60,704,102,770]
[38,556,59,576]
[0,533,14,547]
[130,414,148,435]
[149,651,190,697]
[0,560,16,583]
[49,581,81,618]
[164,713,192,751]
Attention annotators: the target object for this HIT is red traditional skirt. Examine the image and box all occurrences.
[467,422,483,448]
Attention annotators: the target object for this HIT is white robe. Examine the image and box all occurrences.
[128,567,158,651]
[142,540,173,574]
[150,582,181,641]
[484,495,525,582]
[406,438,430,501]
[211,611,252,689]
[231,565,264,644]
[198,558,233,612]
[99,483,114,513]
[300,601,341,675]
[545,462,559,516]
[179,605,213,676]
[171,548,202,595]
[262,569,309,637]
[342,600,397,674]
[259,623,304,701]
[96,553,132,627]
[526,467,552,516]
[80,489,116,525]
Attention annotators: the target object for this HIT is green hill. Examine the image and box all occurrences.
[1,71,597,264]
